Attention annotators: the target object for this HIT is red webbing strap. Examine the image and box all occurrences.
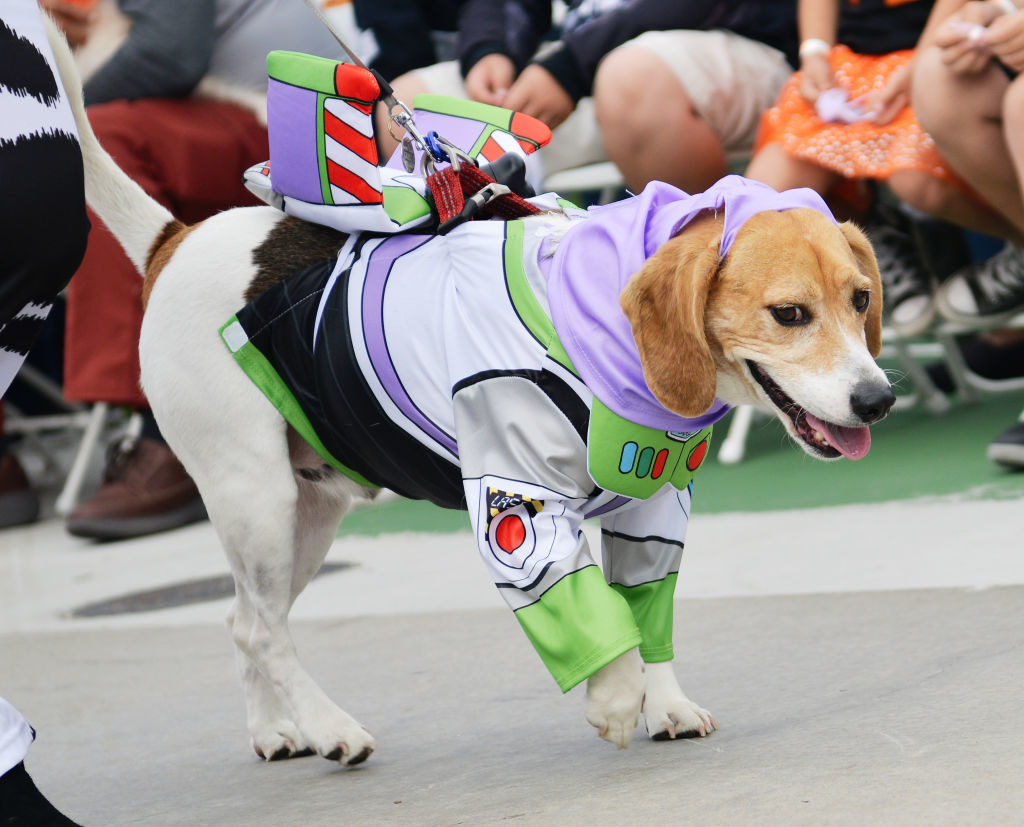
[426,162,541,226]
[457,164,540,219]
[426,166,465,224]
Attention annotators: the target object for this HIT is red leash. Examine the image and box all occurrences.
[426,163,540,230]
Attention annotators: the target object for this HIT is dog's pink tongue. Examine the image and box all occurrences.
[805,412,871,460]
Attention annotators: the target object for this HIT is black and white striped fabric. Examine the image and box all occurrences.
[1,1,88,398]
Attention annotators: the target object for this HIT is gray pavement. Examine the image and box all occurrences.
[5,585,1024,826]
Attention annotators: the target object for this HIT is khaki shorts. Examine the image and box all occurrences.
[413,29,792,178]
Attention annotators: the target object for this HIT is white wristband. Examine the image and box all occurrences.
[799,38,832,59]
[995,0,1017,15]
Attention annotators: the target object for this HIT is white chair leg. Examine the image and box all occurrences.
[717,405,755,465]
[54,402,109,516]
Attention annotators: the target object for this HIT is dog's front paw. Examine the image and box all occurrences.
[305,711,377,767]
[584,647,645,749]
[642,661,717,741]
[251,719,315,761]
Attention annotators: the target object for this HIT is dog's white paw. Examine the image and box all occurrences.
[250,719,315,761]
[584,647,645,749]
[642,661,717,741]
[305,711,377,766]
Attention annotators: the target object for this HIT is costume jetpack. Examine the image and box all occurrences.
[228,43,836,691]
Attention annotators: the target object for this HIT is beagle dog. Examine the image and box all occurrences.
[50,23,893,767]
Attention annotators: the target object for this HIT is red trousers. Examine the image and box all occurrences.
[63,97,270,407]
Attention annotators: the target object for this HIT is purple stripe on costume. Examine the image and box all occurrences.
[584,496,630,519]
[384,110,485,170]
[362,235,459,455]
[267,80,322,204]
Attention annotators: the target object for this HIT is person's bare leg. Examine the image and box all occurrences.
[888,168,1024,243]
[594,47,727,193]
[373,71,432,160]
[912,46,1024,234]
[999,73,1024,229]
[744,141,840,195]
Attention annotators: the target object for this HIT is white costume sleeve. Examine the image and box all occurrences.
[0,697,34,776]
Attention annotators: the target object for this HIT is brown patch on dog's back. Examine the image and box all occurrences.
[143,220,196,309]
[247,216,348,303]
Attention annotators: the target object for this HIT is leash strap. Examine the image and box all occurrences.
[428,164,541,233]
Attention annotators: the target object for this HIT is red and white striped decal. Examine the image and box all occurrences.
[323,97,382,205]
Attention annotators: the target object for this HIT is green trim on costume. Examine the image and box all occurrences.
[316,92,332,205]
[267,51,337,94]
[588,398,713,499]
[382,185,432,224]
[514,565,642,692]
[502,221,579,377]
[413,94,514,130]
[219,317,379,490]
[467,126,496,160]
[610,573,678,663]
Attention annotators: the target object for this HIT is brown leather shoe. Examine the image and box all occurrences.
[0,452,40,529]
[66,437,207,540]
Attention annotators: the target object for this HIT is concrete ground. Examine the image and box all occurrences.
[2,491,1024,825]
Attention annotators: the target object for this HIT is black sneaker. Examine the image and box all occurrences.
[987,417,1024,469]
[864,204,936,337]
[0,761,81,825]
[937,242,1024,324]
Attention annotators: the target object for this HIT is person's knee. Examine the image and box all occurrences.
[594,48,692,146]
[911,46,955,136]
[1001,75,1024,137]
[888,170,952,218]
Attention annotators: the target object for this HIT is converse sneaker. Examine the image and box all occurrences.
[936,242,1024,325]
[65,436,207,540]
[987,414,1024,470]
[865,205,936,337]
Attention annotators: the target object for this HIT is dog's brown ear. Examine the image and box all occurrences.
[840,220,883,357]
[620,232,721,418]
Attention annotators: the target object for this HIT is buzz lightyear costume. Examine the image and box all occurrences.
[222,171,834,691]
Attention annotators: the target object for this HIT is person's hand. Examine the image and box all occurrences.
[982,10,1024,72]
[798,53,835,105]
[503,64,575,128]
[38,0,97,49]
[464,53,516,106]
[935,1,1001,73]
[861,62,912,124]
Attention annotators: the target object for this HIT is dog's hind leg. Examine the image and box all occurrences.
[137,208,376,766]
[230,433,371,762]
[206,454,376,767]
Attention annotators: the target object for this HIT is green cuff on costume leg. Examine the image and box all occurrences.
[514,565,642,692]
[610,572,677,663]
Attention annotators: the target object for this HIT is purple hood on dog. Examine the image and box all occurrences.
[543,175,836,432]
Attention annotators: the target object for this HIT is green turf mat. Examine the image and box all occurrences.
[337,392,1024,537]
[694,390,1024,513]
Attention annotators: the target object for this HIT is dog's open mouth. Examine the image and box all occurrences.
[746,361,871,460]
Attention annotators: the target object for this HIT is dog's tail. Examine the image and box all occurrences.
[45,14,177,276]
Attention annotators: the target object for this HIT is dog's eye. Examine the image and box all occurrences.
[853,290,870,313]
[770,304,809,326]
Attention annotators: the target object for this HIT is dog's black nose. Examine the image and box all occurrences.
[850,380,896,423]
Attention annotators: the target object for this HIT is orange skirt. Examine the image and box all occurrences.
[755,45,959,184]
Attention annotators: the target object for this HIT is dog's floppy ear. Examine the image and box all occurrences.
[840,220,883,357]
[620,231,721,418]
